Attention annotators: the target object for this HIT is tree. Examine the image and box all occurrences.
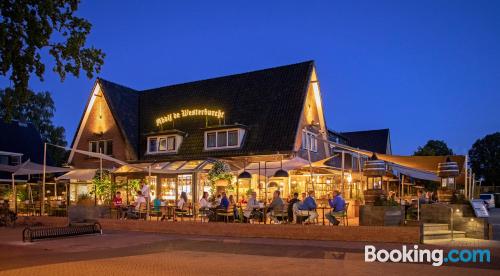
[0,0,105,116]
[469,132,500,187]
[0,87,67,166]
[414,140,454,156]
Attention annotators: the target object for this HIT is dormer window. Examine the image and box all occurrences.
[147,135,182,154]
[204,128,245,150]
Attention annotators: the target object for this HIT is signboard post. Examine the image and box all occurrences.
[470,199,489,218]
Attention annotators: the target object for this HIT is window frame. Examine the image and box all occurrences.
[88,139,113,156]
[302,131,318,153]
[204,128,244,150]
[147,135,180,154]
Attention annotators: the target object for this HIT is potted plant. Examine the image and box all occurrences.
[207,161,234,193]
[363,189,383,205]
[77,193,93,206]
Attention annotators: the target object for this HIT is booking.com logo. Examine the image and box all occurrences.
[365,245,491,266]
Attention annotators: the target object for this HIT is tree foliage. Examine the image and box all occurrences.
[414,140,454,156]
[0,0,105,114]
[0,87,67,165]
[469,132,500,187]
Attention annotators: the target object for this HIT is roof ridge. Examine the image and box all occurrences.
[340,128,389,134]
[97,77,138,92]
[140,60,314,93]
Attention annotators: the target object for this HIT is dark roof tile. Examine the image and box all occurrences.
[340,128,391,154]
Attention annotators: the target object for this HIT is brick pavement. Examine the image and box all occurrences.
[0,227,499,275]
[0,249,497,276]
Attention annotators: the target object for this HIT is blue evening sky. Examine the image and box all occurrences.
[2,0,499,155]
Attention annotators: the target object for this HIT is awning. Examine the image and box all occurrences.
[389,164,440,182]
[0,161,70,176]
[241,157,309,177]
[56,169,98,181]
[113,160,214,174]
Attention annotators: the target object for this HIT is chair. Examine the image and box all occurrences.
[328,202,349,226]
[175,208,188,222]
[216,204,235,223]
[196,203,209,223]
[137,203,147,220]
[149,207,163,221]
[294,206,319,224]
[270,206,288,224]
[339,202,349,226]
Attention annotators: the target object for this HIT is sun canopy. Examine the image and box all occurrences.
[0,161,70,176]
[240,157,310,177]
[113,160,215,174]
[56,169,98,181]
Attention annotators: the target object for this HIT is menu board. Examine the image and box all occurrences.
[471,200,489,218]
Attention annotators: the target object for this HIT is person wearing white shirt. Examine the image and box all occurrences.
[199,191,210,208]
[135,193,146,211]
[122,191,146,219]
[177,192,188,211]
[244,192,260,221]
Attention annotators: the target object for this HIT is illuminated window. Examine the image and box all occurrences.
[89,140,113,155]
[302,132,318,152]
[167,136,176,151]
[204,128,245,150]
[207,132,216,148]
[147,135,181,154]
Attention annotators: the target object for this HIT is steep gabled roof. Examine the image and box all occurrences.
[138,61,314,160]
[97,78,140,157]
[73,61,315,162]
[340,128,391,154]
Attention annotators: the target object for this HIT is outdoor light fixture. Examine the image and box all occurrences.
[238,160,252,179]
[273,156,289,178]
[238,171,251,179]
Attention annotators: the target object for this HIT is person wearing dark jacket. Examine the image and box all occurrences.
[218,192,230,210]
[325,190,345,225]
[287,192,300,223]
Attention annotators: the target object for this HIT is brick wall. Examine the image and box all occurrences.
[21,216,420,243]
[71,89,134,169]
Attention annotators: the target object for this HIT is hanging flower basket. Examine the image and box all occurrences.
[208,161,234,192]
[215,179,230,186]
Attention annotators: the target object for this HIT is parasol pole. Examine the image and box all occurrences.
[42,142,47,215]
[12,174,16,213]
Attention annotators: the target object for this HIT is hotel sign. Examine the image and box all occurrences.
[156,108,225,126]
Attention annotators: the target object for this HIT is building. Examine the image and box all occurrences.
[67,61,348,204]
[66,60,469,208]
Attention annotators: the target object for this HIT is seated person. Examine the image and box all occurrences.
[153,197,162,211]
[112,191,126,218]
[176,192,188,212]
[217,192,230,210]
[266,190,285,223]
[243,192,260,222]
[123,191,146,219]
[297,190,318,224]
[199,192,210,210]
[325,190,345,226]
[239,195,248,204]
[229,194,239,219]
[287,192,300,223]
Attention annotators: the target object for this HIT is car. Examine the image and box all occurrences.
[479,193,495,209]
